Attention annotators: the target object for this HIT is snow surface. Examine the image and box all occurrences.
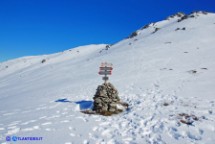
[0,12,215,144]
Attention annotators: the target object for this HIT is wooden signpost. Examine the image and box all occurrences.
[98,62,113,83]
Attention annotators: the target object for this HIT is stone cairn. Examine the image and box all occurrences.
[92,82,128,116]
[79,62,128,116]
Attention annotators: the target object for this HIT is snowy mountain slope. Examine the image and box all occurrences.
[0,11,215,144]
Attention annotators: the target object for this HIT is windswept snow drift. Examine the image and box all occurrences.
[0,11,215,144]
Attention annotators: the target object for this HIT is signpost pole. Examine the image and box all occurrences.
[104,73,107,83]
[104,65,107,83]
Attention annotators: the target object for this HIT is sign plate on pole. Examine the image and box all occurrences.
[98,71,112,75]
[100,67,113,71]
[101,62,113,67]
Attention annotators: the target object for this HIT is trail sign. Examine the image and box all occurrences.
[100,67,113,71]
[99,62,113,83]
[98,71,112,75]
[101,62,113,67]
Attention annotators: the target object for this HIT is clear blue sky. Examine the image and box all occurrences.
[0,0,215,62]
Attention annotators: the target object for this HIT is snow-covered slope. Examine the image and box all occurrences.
[0,11,215,144]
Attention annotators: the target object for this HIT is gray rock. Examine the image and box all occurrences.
[109,108,116,112]
[109,103,117,108]
[94,98,102,103]
[92,82,127,115]
[101,105,108,111]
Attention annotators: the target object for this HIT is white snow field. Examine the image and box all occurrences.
[0,11,215,144]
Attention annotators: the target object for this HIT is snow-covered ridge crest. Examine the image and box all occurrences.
[127,11,213,39]
[0,44,107,78]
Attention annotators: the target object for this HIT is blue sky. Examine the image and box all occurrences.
[0,0,215,62]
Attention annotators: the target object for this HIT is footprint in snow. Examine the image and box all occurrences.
[22,126,40,132]
[101,129,112,137]
[68,126,73,130]
[92,127,98,132]
[45,128,56,131]
[48,104,60,109]
[8,121,20,127]
[66,114,74,118]
[168,127,181,140]
[45,115,60,120]
[99,122,110,126]
[198,129,204,135]
[21,119,37,125]
[39,116,47,119]
[60,120,70,123]
[7,126,18,130]
[41,122,52,126]
[210,101,214,107]
[7,127,20,135]
[69,133,75,137]
[62,112,68,115]
[119,121,128,128]
[63,108,68,111]
[83,140,90,144]
[186,131,202,141]
[35,106,47,111]
[22,110,31,114]
[75,116,88,122]
[3,112,15,116]
[0,127,5,131]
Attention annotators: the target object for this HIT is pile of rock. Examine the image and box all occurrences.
[178,113,198,125]
[93,82,128,115]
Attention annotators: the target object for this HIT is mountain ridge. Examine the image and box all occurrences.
[0,11,215,144]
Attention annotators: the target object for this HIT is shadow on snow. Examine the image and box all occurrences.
[55,98,93,110]
[55,98,72,103]
[75,100,93,110]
